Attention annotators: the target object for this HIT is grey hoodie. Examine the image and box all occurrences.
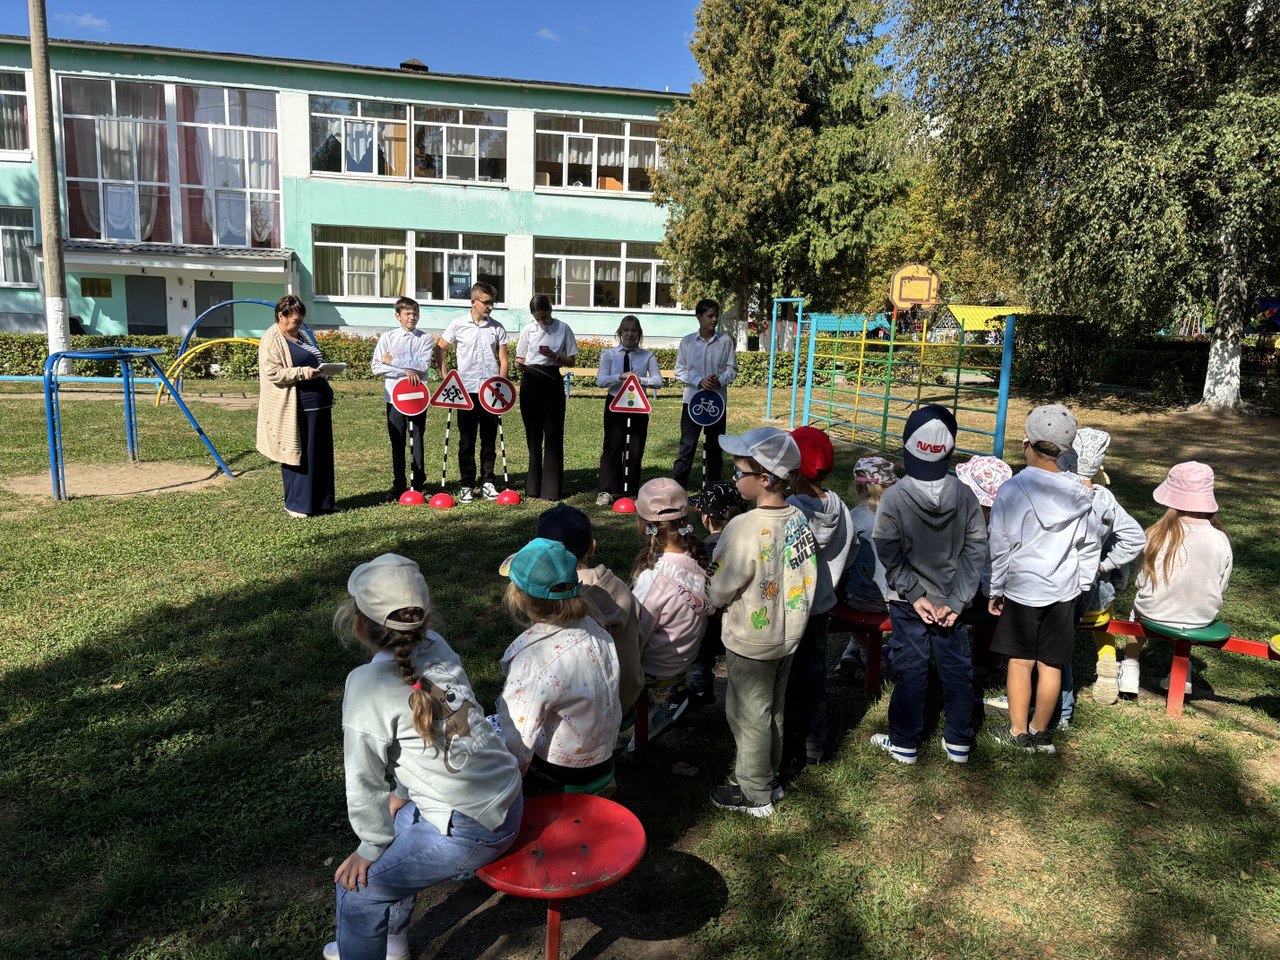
[787,490,854,615]
[872,475,988,612]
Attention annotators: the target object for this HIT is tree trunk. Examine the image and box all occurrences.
[1200,217,1247,410]
[733,277,751,351]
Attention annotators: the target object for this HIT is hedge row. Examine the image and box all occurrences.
[0,333,816,387]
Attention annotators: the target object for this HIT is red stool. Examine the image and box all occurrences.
[475,793,647,960]
[828,605,892,698]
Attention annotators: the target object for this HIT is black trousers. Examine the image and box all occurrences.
[520,368,566,499]
[281,405,335,516]
[673,401,726,490]
[385,402,427,491]
[455,393,498,487]
[598,397,650,499]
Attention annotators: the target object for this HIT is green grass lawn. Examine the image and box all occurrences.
[1,381,1278,959]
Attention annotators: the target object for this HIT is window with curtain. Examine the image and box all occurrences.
[533,238,675,310]
[0,207,36,285]
[412,231,506,303]
[312,225,412,299]
[177,84,281,247]
[0,72,30,151]
[61,77,170,243]
[534,115,664,194]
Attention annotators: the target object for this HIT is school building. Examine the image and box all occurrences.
[0,35,692,344]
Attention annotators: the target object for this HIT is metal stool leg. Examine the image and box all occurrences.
[1167,639,1191,718]
[546,900,562,960]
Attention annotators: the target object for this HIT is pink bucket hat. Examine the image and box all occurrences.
[955,456,1013,507]
[1153,461,1218,514]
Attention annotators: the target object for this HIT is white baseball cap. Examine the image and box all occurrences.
[718,427,802,479]
[347,554,430,630]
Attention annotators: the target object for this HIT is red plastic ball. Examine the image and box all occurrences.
[398,490,426,506]
[496,489,522,505]
[612,497,637,514]
[428,492,455,509]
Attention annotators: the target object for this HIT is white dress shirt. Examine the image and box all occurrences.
[597,346,662,396]
[516,319,579,368]
[674,330,738,403]
[439,314,509,394]
[371,327,433,400]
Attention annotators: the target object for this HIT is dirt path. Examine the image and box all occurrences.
[3,461,240,498]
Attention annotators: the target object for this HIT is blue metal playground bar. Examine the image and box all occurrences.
[43,347,233,501]
[765,297,805,421]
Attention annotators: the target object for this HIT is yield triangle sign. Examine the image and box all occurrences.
[607,373,652,415]
[429,369,474,410]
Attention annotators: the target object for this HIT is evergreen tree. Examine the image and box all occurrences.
[897,0,1280,408]
[653,0,899,343]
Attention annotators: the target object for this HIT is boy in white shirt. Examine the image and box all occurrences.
[673,299,738,489]
[988,405,1100,755]
[435,282,508,503]
[371,297,432,500]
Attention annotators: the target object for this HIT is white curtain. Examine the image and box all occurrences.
[250,196,278,247]
[345,120,373,170]
[104,184,136,240]
[100,119,134,180]
[212,128,245,188]
[0,92,25,151]
[248,131,278,190]
[136,123,165,240]
[598,137,624,166]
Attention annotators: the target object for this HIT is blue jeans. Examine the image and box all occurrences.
[887,602,974,749]
[336,796,523,960]
[1055,662,1075,727]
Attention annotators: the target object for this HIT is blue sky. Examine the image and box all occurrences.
[1,1,701,93]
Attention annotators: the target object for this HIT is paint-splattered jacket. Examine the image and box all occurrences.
[496,617,621,771]
[342,636,521,864]
[707,505,818,660]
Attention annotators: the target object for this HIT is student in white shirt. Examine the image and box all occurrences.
[371,297,432,500]
[515,294,578,500]
[673,299,738,489]
[596,315,663,506]
[435,282,509,504]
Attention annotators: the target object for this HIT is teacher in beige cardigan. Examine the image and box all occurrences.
[256,295,335,516]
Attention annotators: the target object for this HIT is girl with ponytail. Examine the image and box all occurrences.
[630,479,711,732]
[326,554,522,960]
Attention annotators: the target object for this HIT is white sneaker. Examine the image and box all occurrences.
[1159,663,1194,694]
[596,492,613,507]
[982,694,1010,710]
[941,738,971,764]
[1117,658,1140,696]
[481,481,499,500]
[323,931,409,960]
[1093,657,1119,705]
[458,486,474,504]
[870,733,917,765]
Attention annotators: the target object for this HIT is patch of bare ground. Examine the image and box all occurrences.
[3,461,241,498]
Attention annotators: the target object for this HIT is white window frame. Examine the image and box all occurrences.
[534,114,661,196]
[412,231,506,305]
[175,83,282,249]
[312,227,409,300]
[308,96,509,186]
[56,73,283,250]
[532,239,677,311]
[0,69,33,161]
[0,206,37,287]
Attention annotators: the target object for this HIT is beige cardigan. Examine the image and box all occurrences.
[255,324,314,466]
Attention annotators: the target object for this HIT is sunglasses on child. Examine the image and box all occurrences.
[733,467,767,480]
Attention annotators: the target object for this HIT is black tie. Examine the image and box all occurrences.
[622,349,632,373]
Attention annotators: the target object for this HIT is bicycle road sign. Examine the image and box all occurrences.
[688,389,725,426]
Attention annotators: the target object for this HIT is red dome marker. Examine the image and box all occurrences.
[612,497,637,514]
[398,490,425,506]
[428,492,455,509]
[496,489,522,505]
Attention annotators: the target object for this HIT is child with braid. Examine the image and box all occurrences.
[327,554,522,960]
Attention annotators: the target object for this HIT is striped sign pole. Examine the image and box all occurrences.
[497,416,510,488]
[439,409,452,491]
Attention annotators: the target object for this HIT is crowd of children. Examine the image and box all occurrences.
[324,407,1234,958]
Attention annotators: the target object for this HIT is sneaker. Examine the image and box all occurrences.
[941,738,971,764]
[983,694,1010,711]
[686,687,716,709]
[481,482,500,500]
[1159,663,1194,694]
[710,783,774,818]
[385,486,407,503]
[870,733,918,765]
[285,508,308,518]
[1093,657,1119,705]
[323,931,409,960]
[596,492,613,507]
[1117,658,1140,697]
[1028,727,1057,754]
[769,777,785,803]
[458,486,474,504]
[989,723,1034,752]
[832,655,863,683]
[647,694,690,740]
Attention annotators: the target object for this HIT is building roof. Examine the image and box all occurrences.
[57,240,293,260]
[0,34,689,101]
[942,304,1029,330]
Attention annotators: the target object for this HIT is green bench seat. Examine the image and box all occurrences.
[1137,618,1231,643]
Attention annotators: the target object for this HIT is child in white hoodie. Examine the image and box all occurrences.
[631,478,711,735]
[988,405,1100,755]
[498,537,621,795]
[783,426,854,773]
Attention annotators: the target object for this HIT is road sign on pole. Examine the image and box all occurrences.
[607,374,652,415]
[390,378,431,416]
[479,376,517,415]
[430,370,474,410]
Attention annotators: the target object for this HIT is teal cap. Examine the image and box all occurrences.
[503,537,581,600]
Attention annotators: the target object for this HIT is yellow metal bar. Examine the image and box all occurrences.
[155,337,259,406]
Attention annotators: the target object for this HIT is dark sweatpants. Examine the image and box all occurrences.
[887,601,975,749]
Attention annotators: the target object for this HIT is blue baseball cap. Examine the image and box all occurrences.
[500,538,581,600]
[901,405,957,481]
[535,504,593,559]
